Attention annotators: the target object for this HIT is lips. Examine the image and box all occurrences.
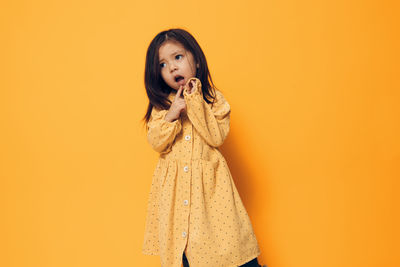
[175,75,184,82]
[174,75,185,85]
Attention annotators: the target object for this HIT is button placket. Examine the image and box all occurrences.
[182,163,190,243]
[181,123,192,245]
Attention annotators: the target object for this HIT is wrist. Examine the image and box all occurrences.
[164,111,175,122]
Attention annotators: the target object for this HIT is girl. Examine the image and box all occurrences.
[141,28,267,267]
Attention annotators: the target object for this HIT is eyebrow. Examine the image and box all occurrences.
[159,50,184,63]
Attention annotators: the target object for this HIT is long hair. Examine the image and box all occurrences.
[141,28,219,128]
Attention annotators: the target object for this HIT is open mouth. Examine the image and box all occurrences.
[175,75,184,83]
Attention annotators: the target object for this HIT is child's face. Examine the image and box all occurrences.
[158,41,198,91]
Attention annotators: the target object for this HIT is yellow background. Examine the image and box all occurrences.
[1,0,399,266]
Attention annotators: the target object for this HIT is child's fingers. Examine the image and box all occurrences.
[185,80,194,94]
[191,80,195,91]
[175,85,183,100]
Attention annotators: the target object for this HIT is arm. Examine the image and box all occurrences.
[146,107,182,154]
[183,78,231,147]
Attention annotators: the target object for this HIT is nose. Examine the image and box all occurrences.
[169,63,177,72]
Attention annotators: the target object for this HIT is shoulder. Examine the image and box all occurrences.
[213,89,229,104]
[214,88,229,100]
[210,89,230,111]
[150,105,168,119]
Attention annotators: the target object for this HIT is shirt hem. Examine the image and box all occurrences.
[231,250,261,267]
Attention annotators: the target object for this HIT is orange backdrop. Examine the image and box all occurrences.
[1,0,399,267]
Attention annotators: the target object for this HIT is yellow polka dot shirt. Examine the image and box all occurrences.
[142,77,261,267]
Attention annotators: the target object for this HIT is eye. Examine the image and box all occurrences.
[176,54,183,60]
[160,62,166,68]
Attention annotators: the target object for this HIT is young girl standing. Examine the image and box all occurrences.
[141,28,267,267]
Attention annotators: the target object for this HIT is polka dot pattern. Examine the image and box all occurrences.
[142,78,261,267]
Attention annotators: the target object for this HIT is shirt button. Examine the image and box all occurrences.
[183,199,189,205]
[182,231,187,237]
[185,135,191,140]
[183,166,189,172]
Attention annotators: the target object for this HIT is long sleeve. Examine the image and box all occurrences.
[183,78,231,147]
[146,106,182,154]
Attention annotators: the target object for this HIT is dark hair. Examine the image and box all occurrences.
[141,28,219,128]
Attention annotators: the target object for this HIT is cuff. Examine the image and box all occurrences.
[183,77,203,99]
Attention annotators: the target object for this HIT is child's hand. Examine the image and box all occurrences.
[184,79,196,94]
[165,85,187,122]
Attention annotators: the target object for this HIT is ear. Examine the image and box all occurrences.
[196,63,199,68]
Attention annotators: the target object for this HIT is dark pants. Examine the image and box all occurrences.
[182,252,260,267]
